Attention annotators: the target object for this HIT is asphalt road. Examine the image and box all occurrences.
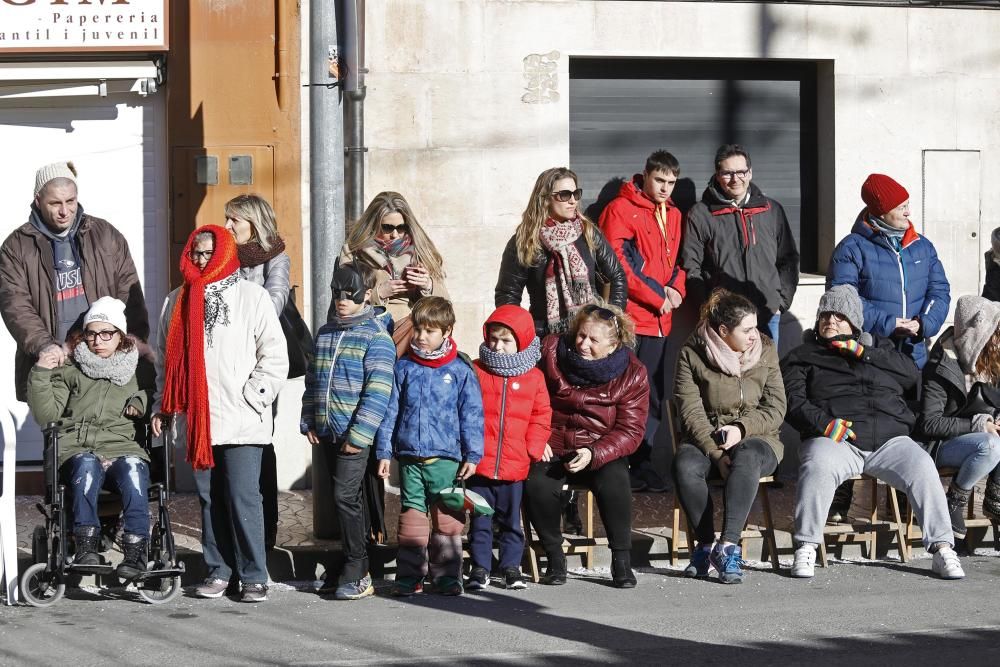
[3,551,1000,666]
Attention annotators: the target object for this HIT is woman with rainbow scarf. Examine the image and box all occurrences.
[152,225,288,603]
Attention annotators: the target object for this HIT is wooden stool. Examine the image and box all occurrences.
[904,467,999,552]
[522,484,609,583]
[817,475,909,566]
[666,401,781,570]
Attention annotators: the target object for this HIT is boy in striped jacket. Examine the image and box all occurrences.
[301,263,396,600]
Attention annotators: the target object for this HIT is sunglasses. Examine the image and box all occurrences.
[380,222,409,235]
[581,304,620,334]
[189,249,214,261]
[550,189,583,203]
[84,329,118,342]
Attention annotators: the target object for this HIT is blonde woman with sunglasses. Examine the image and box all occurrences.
[525,303,648,588]
[339,192,447,351]
[495,167,627,337]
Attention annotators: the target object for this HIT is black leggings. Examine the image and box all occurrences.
[523,457,632,554]
[672,439,778,545]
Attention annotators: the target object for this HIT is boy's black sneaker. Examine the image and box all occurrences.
[503,568,527,590]
[466,566,489,590]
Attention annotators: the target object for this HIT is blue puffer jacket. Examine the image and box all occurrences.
[375,348,485,464]
[827,211,950,368]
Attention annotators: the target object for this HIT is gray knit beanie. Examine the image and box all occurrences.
[953,295,1000,375]
[34,161,77,196]
[817,284,864,333]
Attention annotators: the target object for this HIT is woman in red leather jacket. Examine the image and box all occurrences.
[525,303,649,588]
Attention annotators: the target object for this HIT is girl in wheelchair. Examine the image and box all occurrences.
[26,297,152,580]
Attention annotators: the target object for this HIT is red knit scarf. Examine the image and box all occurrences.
[162,225,241,470]
[408,337,458,368]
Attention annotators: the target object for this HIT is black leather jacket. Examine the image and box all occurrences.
[494,230,627,338]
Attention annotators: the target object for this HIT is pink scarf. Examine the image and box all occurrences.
[539,218,595,334]
[697,321,762,377]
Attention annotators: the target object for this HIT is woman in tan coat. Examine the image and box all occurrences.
[672,288,786,584]
[338,191,448,352]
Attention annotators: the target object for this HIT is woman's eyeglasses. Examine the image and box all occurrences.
[84,329,118,342]
[550,189,583,203]
[189,250,214,261]
[819,311,848,322]
[380,223,409,235]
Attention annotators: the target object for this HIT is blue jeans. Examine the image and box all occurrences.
[61,453,150,537]
[762,312,781,345]
[935,432,1000,490]
[193,445,267,585]
[467,477,524,571]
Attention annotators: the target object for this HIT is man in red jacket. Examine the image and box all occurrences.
[600,150,686,492]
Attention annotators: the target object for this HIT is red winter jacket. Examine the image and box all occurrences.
[540,334,649,470]
[599,176,686,337]
[473,306,552,481]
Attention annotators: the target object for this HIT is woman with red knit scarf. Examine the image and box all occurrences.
[152,225,288,603]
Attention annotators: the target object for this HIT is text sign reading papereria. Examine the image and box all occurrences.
[0,0,169,53]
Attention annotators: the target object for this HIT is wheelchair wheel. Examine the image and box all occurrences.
[136,571,182,605]
[21,563,66,607]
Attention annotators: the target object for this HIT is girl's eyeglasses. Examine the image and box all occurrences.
[84,329,118,342]
[550,189,583,203]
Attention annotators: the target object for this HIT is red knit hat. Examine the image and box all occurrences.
[861,173,909,217]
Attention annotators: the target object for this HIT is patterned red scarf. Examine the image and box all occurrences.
[539,218,595,334]
[162,225,241,470]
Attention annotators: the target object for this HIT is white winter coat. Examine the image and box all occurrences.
[153,275,288,445]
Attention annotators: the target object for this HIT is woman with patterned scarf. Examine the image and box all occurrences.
[152,225,288,603]
[339,191,448,355]
[495,167,627,338]
[224,194,290,553]
[526,303,648,588]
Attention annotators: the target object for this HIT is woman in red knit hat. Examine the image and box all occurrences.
[152,225,288,603]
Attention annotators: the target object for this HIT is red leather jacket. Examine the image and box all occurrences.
[473,305,552,481]
[540,334,649,470]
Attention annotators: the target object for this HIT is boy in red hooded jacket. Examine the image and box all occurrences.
[599,150,686,492]
[466,304,552,590]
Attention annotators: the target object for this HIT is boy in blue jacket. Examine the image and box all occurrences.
[376,296,485,596]
[301,263,396,601]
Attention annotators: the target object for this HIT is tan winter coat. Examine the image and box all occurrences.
[153,277,288,446]
[674,331,786,460]
[0,214,149,401]
[338,242,449,322]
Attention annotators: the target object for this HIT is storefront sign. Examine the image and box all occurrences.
[0,0,168,53]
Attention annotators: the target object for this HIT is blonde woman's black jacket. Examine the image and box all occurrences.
[495,230,627,338]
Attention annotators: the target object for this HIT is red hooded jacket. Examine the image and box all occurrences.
[599,175,686,336]
[473,305,552,481]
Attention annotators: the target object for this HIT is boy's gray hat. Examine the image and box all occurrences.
[817,284,864,332]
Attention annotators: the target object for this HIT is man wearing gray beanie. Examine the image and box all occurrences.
[781,285,965,580]
[0,160,150,402]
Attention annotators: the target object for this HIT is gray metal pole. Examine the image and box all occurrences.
[343,0,366,223]
[310,0,345,539]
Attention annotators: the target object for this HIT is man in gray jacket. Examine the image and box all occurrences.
[682,144,800,344]
[0,161,149,401]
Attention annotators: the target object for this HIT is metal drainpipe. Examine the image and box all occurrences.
[309,0,345,539]
[342,0,366,224]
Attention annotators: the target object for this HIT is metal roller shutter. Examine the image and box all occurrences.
[570,57,818,271]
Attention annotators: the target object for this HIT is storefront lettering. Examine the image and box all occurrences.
[0,0,165,50]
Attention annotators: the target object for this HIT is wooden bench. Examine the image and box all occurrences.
[817,475,909,566]
[522,484,609,583]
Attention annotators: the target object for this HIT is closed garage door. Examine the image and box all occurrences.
[570,57,818,271]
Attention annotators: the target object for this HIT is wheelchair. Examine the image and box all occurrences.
[20,422,185,606]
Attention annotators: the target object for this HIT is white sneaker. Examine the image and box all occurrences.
[791,544,817,578]
[931,545,965,580]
